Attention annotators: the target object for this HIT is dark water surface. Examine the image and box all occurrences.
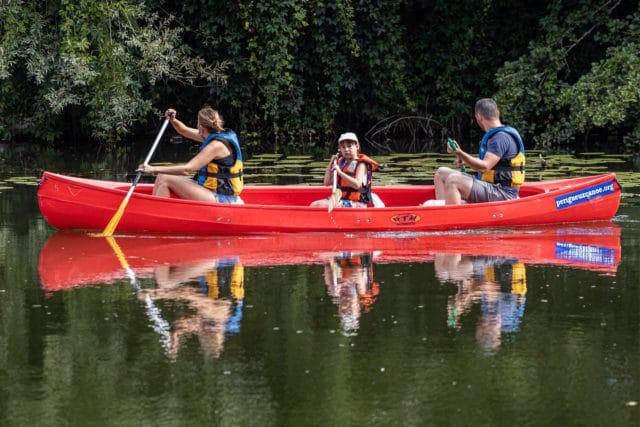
[1,155,639,426]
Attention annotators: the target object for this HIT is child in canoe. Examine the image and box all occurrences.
[310,132,383,208]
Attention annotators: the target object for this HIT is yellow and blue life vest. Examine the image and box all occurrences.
[199,258,245,334]
[482,262,527,302]
[478,126,526,187]
[196,130,244,196]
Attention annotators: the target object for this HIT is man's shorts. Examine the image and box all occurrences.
[468,179,518,203]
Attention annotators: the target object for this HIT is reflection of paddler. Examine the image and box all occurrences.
[328,253,379,313]
[199,258,245,333]
[479,259,526,300]
[140,257,246,359]
[476,259,526,334]
[200,258,245,299]
[324,252,380,334]
[441,255,528,352]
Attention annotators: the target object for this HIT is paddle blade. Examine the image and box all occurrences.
[100,196,130,237]
[99,171,143,237]
[328,189,342,213]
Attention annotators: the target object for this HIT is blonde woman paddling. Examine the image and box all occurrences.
[138,106,244,204]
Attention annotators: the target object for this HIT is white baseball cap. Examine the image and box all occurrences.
[338,132,359,143]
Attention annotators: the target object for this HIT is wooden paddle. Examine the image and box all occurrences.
[328,159,342,213]
[100,118,170,236]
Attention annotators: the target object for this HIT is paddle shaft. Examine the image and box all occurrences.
[105,237,171,350]
[332,164,337,193]
[328,159,342,213]
[143,118,171,165]
[100,118,170,236]
[124,118,171,202]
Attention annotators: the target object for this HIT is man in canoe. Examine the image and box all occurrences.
[428,98,525,205]
[137,106,244,204]
[310,132,383,208]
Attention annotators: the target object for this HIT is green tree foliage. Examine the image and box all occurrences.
[2,0,639,155]
[175,0,413,154]
[0,0,226,144]
[496,0,640,152]
[178,0,542,154]
[400,0,541,150]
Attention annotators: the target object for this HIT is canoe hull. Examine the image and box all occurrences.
[37,171,621,233]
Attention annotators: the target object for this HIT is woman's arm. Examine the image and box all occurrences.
[138,141,230,175]
[166,109,203,142]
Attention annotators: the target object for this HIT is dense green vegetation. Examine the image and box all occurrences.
[1,0,638,156]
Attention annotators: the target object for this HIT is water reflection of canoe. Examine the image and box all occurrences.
[37,171,621,233]
[39,223,621,292]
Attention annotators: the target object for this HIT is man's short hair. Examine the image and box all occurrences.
[475,98,500,120]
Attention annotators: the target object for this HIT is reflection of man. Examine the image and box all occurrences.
[323,253,379,334]
[435,253,526,353]
[139,258,244,359]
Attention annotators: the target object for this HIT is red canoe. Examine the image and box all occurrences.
[39,224,621,291]
[37,171,621,233]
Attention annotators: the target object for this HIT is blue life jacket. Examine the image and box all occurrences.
[478,126,526,187]
[196,130,244,195]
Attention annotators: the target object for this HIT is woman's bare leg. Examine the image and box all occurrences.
[152,174,217,201]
